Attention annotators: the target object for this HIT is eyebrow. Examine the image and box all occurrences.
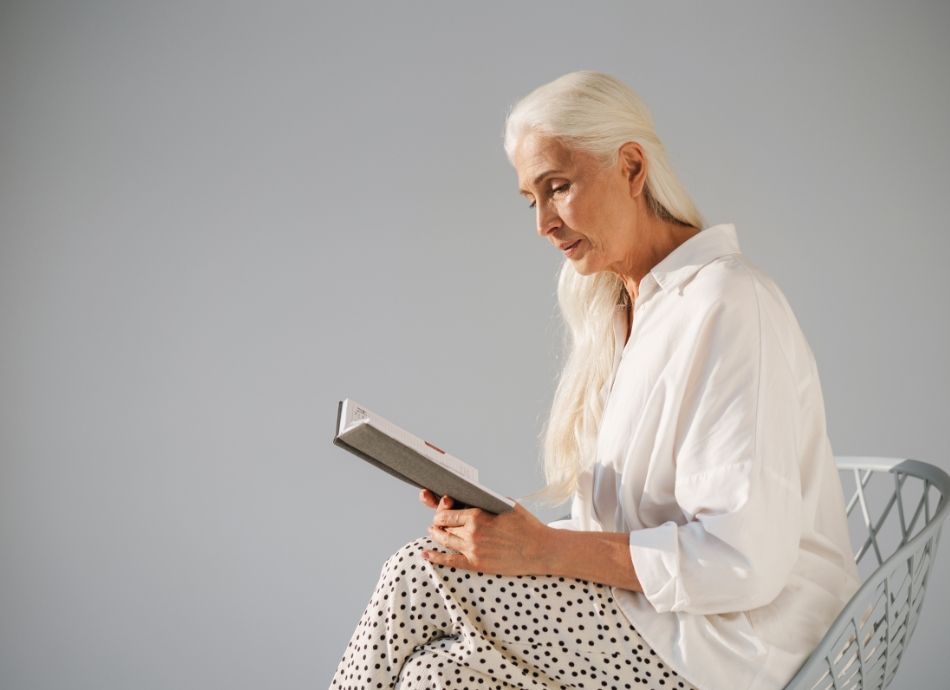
[519,169,563,195]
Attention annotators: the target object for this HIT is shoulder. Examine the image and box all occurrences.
[690,254,815,378]
[683,253,793,323]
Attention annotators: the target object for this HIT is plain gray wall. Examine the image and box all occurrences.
[1,1,947,688]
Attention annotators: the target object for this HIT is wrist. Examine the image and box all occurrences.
[534,525,563,576]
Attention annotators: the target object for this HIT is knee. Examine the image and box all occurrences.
[381,537,437,576]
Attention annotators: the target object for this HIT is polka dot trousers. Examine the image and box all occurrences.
[330,538,697,690]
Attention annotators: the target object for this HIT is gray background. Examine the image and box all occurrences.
[1,1,947,688]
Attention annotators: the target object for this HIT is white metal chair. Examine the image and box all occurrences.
[784,457,950,690]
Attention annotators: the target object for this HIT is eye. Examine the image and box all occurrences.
[528,200,536,209]
[552,183,569,195]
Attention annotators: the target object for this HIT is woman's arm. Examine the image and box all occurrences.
[420,490,642,592]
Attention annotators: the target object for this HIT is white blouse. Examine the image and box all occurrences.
[550,224,860,690]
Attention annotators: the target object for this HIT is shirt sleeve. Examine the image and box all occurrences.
[547,488,583,530]
[547,518,578,530]
[627,269,804,615]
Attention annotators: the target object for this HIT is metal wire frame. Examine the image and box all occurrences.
[784,457,950,690]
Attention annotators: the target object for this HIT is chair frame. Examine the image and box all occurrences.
[784,457,950,690]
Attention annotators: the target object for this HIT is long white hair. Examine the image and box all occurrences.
[505,71,704,505]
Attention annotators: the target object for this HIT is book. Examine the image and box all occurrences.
[333,399,516,514]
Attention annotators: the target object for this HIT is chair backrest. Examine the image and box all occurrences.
[784,457,950,690]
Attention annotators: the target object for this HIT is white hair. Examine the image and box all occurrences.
[505,71,704,505]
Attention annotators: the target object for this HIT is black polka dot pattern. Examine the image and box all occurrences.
[330,538,697,690]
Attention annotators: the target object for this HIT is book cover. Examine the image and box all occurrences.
[333,400,515,514]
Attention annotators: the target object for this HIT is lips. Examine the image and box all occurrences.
[559,239,582,257]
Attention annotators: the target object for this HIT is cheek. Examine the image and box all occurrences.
[558,193,583,225]
[567,195,609,247]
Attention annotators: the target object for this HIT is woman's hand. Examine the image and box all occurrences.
[417,488,551,575]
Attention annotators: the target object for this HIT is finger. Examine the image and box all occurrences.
[426,524,449,548]
[427,524,465,551]
[433,509,468,528]
[421,549,471,570]
[436,495,455,511]
[419,489,439,508]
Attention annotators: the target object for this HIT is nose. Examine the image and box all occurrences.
[536,201,561,238]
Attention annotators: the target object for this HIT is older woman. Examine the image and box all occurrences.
[330,72,860,690]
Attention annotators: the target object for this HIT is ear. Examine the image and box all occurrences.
[618,142,648,199]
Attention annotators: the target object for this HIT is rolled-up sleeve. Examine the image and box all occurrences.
[628,271,803,615]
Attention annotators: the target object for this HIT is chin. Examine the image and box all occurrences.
[568,257,601,277]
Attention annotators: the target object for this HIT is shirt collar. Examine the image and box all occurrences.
[649,223,741,294]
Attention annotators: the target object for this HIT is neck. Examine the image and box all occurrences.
[614,209,700,303]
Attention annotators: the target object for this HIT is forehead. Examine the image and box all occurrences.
[513,133,576,190]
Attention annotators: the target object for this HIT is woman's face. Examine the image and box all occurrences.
[513,133,645,277]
